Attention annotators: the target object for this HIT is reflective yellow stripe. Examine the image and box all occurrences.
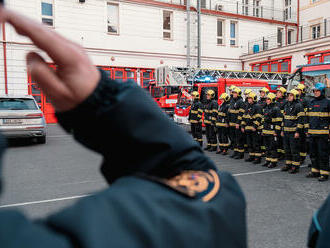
[253,114,262,119]
[284,127,297,132]
[297,124,304,129]
[239,108,245,113]
[212,117,217,120]
[253,121,260,126]
[229,109,239,114]
[218,113,226,116]
[320,170,330,175]
[243,115,252,119]
[216,123,228,127]
[204,120,211,124]
[307,112,329,117]
[197,115,202,118]
[284,115,297,120]
[190,110,198,114]
[261,146,266,150]
[190,120,198,123]
[212,109,218,113]
[292,161,300,166]
[300,152,307,157]
[312,168,320,173]
[275,125,281,130]
[304,124,309,128]
[245,126,255,131]
[270,158,278,163]
[229,122,236,127]
[272,118,283,122]
[286,161,292,165]
[255,153,262,157]
[237,149,245,153]
[205,110,211,113]
[198,109,203,112]
[297,112,305,117]
[308,129,329,135]
[266,157,272,161]
[211,144,218,147]
[241,121,247,125]
[262,130,275,135]
[219,143,230,147]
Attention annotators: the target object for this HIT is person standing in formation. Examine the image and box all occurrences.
[204,90,218,152]
[275,87,287,160]
[216,93,231,155]
[188,91,204,147]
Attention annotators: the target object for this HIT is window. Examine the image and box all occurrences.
[253,0,261,17]
[310,57,321,64]
[311,24,321,39]
[324,55,330,62]
[288,30,293,44]
[41,0,54,26]
[284,0,291,21]
[252,65,259,71]
[277,28,283,47]
[217,19,225,45]
[242,0,249,15]
[163,11,173,40]
[107,3,119,34]
[281,61,289,72]
[261,64,268,72]
[271,63,278,72]
[201,0,206,9]
[230,21,238,46]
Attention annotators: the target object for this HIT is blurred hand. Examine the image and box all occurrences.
[241,128,245,133]
[224,123,229,128]
[281,131,284,137]
[236,124,239,129]
[251,127,256,132]
[0,7,100,112]
[294,132,300,139]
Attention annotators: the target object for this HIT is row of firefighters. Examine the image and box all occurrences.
[188,83,330,182]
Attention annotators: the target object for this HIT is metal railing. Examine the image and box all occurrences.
[246,19,330,55]
[159,0,297,23]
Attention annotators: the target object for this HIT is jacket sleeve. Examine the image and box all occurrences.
[272,107,282,133]
[198,102,203,123]
[253,105,262,130]
[296,103,305,133]
[241,107,247,128]
[237,101,245,125]
[56,70,216,184]
[211,101,218,126]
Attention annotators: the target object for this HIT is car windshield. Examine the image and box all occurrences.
[0,98,38,110]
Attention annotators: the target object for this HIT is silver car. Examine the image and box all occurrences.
[0,95,46,144]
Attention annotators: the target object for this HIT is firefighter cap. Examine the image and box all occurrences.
[277,87,287,94]
[266,92,276,102]
[289,89,299,100]
[248,92,257,102]
[313,83,326,95]
[296,83,306,93]
[192,91,200,99]
[244,89,252,95]
[207,89,215,98]
[232,87,242,96]
[259,87,269,94]
[220,93,230,102]
[229,85,236,91]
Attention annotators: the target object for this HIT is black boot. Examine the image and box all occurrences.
[230,152,238,158]
[245,156,255,162]
[253,157,261,164]
[204,146,211,151]
[281,165,290,172]
[235,153,244,160]
[306,172,320,178]
[268,162,277,168]
[199,142,203,147]
[262,161,270,167]
[209,147,217,152]
[318,175,329,182]
[222,150,228,155]
[289,166,299,174]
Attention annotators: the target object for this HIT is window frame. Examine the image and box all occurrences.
[253,0,261,17]
[41,0,54,27]
[311,24,321,39]
[107,2,120,35]
[163,10,173,40]
[284,0,292,21]
[242,0,249,15]
[216,19,225,46]
[230,21,238,47]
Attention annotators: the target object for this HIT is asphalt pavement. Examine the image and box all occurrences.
[0,124,329,248]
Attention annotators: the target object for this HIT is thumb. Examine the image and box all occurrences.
[26,52,69,111]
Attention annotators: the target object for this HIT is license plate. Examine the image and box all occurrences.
[3,119,23,125]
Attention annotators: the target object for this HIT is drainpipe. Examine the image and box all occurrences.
[297,0,300,42]
[197,0,201,68]
[2,23,8,94]
[186,0,190,67]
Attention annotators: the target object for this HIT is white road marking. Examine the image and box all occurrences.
[0,166,309,208]
[0,195,89,209]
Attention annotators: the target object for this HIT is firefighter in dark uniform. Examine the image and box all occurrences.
[261,93,282,168]
[229,85,236,98]
[0,7,248,248]
[296,83,310,163]
[258,87,270,108]
[204,89,218,152]
[188,91,203,147]
[258,87,270,155]
[216,93,231,155]
[241,92,263,164]
[306,83,330,182]
[281,89,305,174]
[275,87,287,160]
[243,89,252,151]
[228,87,245,159]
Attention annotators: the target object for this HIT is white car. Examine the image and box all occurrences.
[0,95,47,144]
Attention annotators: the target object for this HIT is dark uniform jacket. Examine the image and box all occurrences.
[258,97,267,108]
[216,101,230,127]
[204,99,218,126]
[0,70,247,248]
[228,97,245,127]
[298,94,311,129]
[282,100,305,133]
[241,103,262,131]
[188,100,203,124]
[275,97,287,114]
[261,103,282,136]
[308,194,330,248]
[306,95,330,136]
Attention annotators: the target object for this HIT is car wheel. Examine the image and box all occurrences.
[37,136,46,144]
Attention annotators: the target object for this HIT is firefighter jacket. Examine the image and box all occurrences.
[298,94,311,129]
[258,97,267,108]
[282,100,305,133]
[241,103,262,131]
[306,95,330,136]
[261,103,282,136]
[204,99,218,126]
[228,97,245,127]
[188,100,203,124]
[0,70,247,248]
[275,97,287,114]
[216,101,230,127]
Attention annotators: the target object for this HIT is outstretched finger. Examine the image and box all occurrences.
[26,52,72,111]
[1,7,82,67]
